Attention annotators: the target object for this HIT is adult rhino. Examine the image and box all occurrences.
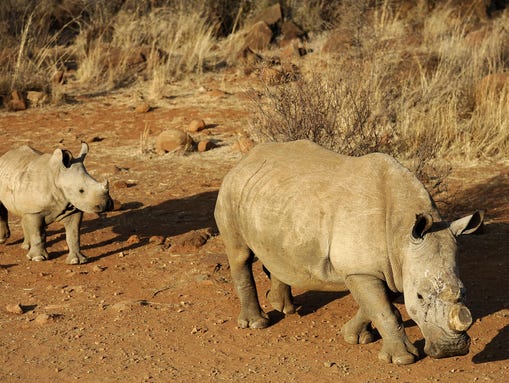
[214,140,483,365]
[0,142,113,264]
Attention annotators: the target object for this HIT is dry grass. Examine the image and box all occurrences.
[1,1,508,165]
[249,1,509,166]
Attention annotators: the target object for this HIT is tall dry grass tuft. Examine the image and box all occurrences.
[75,1,220,97]
[1,1,82,96]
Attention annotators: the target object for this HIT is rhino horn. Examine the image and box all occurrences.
[78,142,89,160]
[448,303,472,332]
[102,179,109,191]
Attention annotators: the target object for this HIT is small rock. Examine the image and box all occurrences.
[7,90,26,111]
[6,303,24,314]
[26,91,48,107]
[135,102,151,114]
[155,129,194,154]
[197,140,216,152]
[168,229,211,254]
[126,234,140,245]
[111,301,131,312]
[35,313,55,325]
[187,119,206,133]
[113,180,129,189]
[149,235,165,245]
[7,99,27,111]
[92,265,106,272]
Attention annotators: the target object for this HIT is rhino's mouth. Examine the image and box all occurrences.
[425,332,470,359]
[94,196,114,214]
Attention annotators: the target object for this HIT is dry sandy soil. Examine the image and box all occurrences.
[0,71,508,383]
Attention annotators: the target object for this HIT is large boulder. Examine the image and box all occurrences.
[244,21,273,51]
[156,129,194,154]
[252,3,283,27]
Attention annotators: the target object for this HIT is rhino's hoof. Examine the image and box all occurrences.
[378,350,416,365]
[67,255,88,265]
[238,314,270,329]
[378,339,419,365]
[343,330,376,345]
[30,255,46,262]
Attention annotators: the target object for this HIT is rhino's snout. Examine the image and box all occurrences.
[93,194,113,213]
[104,195,114,212]
[425,332,471,359]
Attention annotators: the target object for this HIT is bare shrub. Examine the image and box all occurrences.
[250,69,398,157]
[249,65,452,194]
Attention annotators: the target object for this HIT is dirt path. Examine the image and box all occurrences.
[0,74,507,382]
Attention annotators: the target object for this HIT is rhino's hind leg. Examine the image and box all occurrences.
[345,275,419,365]
[225,241,269,329]
[0,203,10,244]
[265,272,296,314]
[61,212,88,264]
[22,214,49,261]
[342,308,377,344]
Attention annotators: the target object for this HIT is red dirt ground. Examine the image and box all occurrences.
[0,72,507,382]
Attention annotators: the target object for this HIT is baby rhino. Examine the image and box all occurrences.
[0,143,113,264]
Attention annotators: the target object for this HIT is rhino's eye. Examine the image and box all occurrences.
[79,188,84,194]
[417,293,424,300]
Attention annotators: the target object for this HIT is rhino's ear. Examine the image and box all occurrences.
[78,142,89,161]
[51,148,73,168]
[412,213,433,239]
[449,210,484,236]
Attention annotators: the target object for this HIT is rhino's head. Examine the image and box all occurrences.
[51,143,113,213]
[402,211,483,359]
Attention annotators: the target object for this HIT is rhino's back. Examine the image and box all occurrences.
[0,145,43,178]
[0,146,52,214]
[219,140,424,213]
[215,140,434,289]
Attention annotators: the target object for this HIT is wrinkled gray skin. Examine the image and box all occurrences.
[0,143,113,264]
[214,140,484,365]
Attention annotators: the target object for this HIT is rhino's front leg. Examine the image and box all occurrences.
[61,212,88,264]
[22,214,49,261]
[0,203,10,243]
[345,275,419,365]
[227,244,269,329]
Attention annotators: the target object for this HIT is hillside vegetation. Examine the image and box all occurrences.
[1,0,508,163]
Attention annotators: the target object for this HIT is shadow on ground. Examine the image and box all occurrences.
[60,190,220,261]
[441,170,509,364]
